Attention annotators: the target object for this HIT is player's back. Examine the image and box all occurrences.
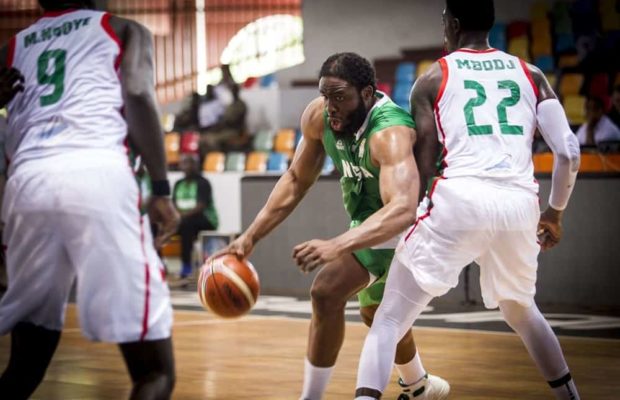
[6,9,127,175]
[435,49,539,193]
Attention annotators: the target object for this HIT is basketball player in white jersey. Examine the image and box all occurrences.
[355,1,581,399]
[0,1,179,399]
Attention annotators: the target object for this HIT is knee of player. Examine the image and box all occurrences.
[310,282,347,312]
[142,370,176,395]
[499,300,535,328]
[359,306,376,327]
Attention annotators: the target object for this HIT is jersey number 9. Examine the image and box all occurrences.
[37,49,66,107]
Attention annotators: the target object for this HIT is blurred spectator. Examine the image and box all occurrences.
[175,65,239,136]
[213,64,237,107]
[174,91,202,131]
[608,84,620,129]
[198,85,225,130]
[199,84,248,154]
[576,96,620,146]
[172,154,219,279]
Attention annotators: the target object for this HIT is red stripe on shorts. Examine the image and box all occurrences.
[138,195,151,341]
[404,176,445,242]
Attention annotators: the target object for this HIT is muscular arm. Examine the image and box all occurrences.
[528,63,557,103]
[410,62,443,202]
[109,16,168,182]
[108,17,179,247]
[244,98,326,244]
[330,125,419,253]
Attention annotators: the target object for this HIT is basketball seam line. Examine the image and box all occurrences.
[218,267,256,307]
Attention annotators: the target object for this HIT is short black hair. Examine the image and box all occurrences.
[319,52,376,93]
[38,0,95,10]
[446,0,495,32]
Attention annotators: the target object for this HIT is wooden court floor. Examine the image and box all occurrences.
[0,305,618,399]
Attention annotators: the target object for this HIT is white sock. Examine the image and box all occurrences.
[395,351,426,386]
[300,357,334,400]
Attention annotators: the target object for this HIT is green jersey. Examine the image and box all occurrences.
[173,177,219,229]
[322,92,415,225]
[322,93,414,308]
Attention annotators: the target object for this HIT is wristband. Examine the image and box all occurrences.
[151,180,171,196]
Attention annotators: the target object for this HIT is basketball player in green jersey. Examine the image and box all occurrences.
[220,53,449,399]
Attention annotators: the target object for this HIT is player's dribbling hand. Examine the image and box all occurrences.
[148,196,181,249]
[211,233,255,261]
[293,239,341,273]
[537,206,563,251]
[0,67,25,108]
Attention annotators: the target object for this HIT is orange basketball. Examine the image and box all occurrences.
[197,254,260,318]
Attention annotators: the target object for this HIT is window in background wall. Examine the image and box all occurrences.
[219,14,304,84]
[204,0,302,86]
[0,0,198,105]
[109,0,198,104]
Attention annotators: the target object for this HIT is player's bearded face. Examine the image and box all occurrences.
[337,92,368,136]
[319,77,370,136]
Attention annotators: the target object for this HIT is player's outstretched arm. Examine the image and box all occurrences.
[217,98,326,259]
[110,16,179,247]
[527,63,580,250]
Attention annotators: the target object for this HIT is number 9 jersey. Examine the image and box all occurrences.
[5,9,126,176]
[434,48,539,194]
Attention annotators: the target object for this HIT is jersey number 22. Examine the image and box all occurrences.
[463,79,524,136]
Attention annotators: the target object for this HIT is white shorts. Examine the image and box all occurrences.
[0,154,172,343]
[397,177,540,309]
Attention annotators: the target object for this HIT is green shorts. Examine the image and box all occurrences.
[352,248,395,308]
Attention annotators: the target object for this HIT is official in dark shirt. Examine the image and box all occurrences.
[172,154,219,278]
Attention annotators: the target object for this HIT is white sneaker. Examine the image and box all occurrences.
[397,374,450,399]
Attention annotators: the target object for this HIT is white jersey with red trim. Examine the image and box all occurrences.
[5,9,126,175]
[434,48,539,193]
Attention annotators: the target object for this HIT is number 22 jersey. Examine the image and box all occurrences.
[434,48,539,193]
[5,9,127,175]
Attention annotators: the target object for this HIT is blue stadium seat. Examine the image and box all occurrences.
[392,82,411,107]
[395,62,416,84]
[535,55,554,73]
[489,23,507,51]
[322,156,335,175]
[267,152,288,172]
[555,33,575,53]
[260,74,276,87]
